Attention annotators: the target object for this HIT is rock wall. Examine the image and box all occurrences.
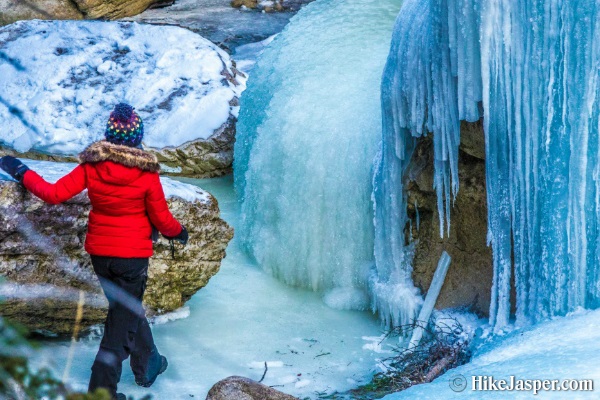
[72,0,167,20]
[0,0,82,26]
[153,115,238,178]
[0,0,166,25]
[0,179,233,335]
[406,120,492,316]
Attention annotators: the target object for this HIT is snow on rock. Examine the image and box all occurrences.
[0,159,234,334]
[0,19,243,177]
[383,309,600,399]
[0,159,211,203]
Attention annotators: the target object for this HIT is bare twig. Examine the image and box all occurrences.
[258,361,268,383]
[62,290,86,383]
[351,316,471,396]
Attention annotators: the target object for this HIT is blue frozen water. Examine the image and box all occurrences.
[30,176,396,399]
[233,0,415,320]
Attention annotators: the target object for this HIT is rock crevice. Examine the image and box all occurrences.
[406,120,492,316]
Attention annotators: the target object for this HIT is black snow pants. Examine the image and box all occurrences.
[88,256,163,398]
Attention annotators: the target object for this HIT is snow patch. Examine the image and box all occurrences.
[150,306,190,325]
[361,335,393,354]
[248,361,284,369]
[383,309,600,399]
[0,159,211,204]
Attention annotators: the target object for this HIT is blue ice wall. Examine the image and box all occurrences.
[377,0,600,329]
[481,0,600,328]
[373,0,482,327]
[233,0,412,316]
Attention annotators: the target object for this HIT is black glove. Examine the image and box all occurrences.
[0,156,30,182]
[164,225,188,246]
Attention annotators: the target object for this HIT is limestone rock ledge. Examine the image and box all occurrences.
[72,0,169,20]
[0,0,167,26]
[0,176,233,335]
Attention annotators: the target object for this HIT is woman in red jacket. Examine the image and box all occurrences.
[0,103,188,400]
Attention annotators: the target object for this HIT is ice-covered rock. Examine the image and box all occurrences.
[0,20,243,177]
[0,160,234,335]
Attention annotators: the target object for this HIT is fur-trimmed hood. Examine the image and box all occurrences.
[78,140,160,173]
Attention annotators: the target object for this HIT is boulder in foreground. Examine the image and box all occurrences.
[206,376,298,400]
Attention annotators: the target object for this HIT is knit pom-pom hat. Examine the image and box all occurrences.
[105,103,144,147]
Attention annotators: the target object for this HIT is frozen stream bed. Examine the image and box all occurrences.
[31,176,393,399]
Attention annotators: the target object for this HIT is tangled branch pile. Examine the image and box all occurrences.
[323,317,472,399]
[375,317,471,391]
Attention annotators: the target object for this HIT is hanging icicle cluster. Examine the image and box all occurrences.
[481,0,600,328]
[376,0,600,329]
[372,0,482,327]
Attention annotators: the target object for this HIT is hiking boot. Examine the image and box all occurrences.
[135,355,168,388]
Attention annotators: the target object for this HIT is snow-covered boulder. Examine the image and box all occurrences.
[0,20,244,177]
[0,160,234,335]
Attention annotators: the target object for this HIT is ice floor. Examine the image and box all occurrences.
[32,176,395,399]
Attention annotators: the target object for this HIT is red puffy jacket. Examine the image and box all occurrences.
[22,141,182,258]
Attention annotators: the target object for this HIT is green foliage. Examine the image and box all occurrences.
[0,316,113,400]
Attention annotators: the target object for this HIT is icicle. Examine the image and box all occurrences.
[415,200,420,231]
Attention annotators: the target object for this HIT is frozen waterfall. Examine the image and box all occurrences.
[233,0,413,316]
[376,0,600,329]
[373,0,482,327]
